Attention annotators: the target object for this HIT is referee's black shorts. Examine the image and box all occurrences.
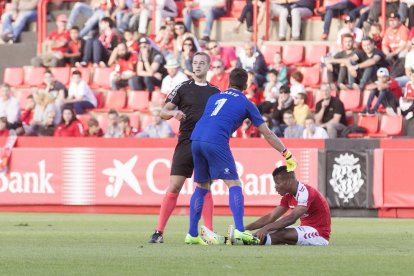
[170,138,194,178]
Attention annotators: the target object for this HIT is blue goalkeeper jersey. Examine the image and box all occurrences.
[191,88,265,144]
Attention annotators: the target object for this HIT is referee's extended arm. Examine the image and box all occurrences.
[161,102,186,121]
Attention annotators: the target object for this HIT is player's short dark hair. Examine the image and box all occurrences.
[101,17,114,28]
[291,71,304,83]
[297,92,307,102]
[72,70,81,76]
[193,52,210,65]
[272,166,291,178]
[268,69,278,76]
[88,117,99,127]
[362,36,374,44]
[70,26,80,31]
[229,68,248,91]
[108,109,118,116]
[118,114,130,123]
[342,33,354,40]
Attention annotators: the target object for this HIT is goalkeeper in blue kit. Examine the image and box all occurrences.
[185,68,297,245]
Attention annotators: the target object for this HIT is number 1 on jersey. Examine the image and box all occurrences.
[211,98,227,116]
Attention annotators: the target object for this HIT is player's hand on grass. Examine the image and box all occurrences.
[174,110,186,121]
[255,228,268,243]
[282,149,297,172]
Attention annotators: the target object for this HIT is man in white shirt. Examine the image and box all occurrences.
[183,0,226,42]
[65,70,97,114]
[0,84,21,129]
[160,58,189,95]
[303,115,329,139]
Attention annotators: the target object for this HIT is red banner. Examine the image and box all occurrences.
[1,148,319,207]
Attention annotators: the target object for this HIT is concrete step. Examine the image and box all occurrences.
[0,41,37,83]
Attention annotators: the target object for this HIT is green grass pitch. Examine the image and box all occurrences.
[0,213,413,275]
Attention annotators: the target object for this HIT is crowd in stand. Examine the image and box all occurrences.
[1,0,414,138]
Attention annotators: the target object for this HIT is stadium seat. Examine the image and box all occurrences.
[301,66,320,87]
[125,90,150,112]
[4,67,24,87]
[76,114,93,129]
[91,67,112,89]
[300,45,328,66]
[94,90,126,112]
[14,90,33,109]
[229,0,245,18]
[348,114,379,138]
[151,91,166,107]
[24,67,46,87]
[76,67,91,84]
[51,67,71,86]
[261,44,282,65]
[129,113,141,130]
[96,114,110,130]
[370,115,403,137]
[282,45,304,65]
[305,91,313,107]
[168,118,180,136]
[320,66,329,84]
[339,89,361,112]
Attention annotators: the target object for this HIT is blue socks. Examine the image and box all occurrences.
[229,186,245,232]
[188,187,209,237]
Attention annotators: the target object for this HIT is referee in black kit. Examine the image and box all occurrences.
[149,52,221,244]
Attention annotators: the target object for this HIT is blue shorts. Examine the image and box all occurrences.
[192,140,239,182]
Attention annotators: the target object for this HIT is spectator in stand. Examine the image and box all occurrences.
[283,110,304,139]
[118,114,139,137]
[138,0,177,35]
[84,117,104,137]
[363,0,400,33]
[0,0,38,43]
[0,84,21,130]
[323,34,358,91]
[82,17,120,67]
[320,0,360,41]
[209,60,230,92]
[303,115,329,139]
[42,70,67,106]
[336,15,363,49]
[108,29,139,66]
[28,91,60,135]
[160,58,189,95]
[346,36,388,92]
[136,37,167,94]
[399,0,414,29]
[271,85,294,137]
[362,67,400,114]
[173,22,202,56]
[382,13,410,78]
[64,26,85,67]
[258,69,282,115]
[31,14,70,67]
[244,70,262,105]
[64,70,97,114]
[399,68,414,120]
[348,1,370,29]
[207,40,237,72]
[136,108,174,138]
[37,110,56,136]
[369,23,383,50]
[179,37,197,78]
[236,41,268,87]
[314,84,347,138]
[115,0,142,33]
[21,95,35,133]
[0,117,10,136]
[104,109,122,138]
[293,92,311,126]
[395,36,414,88]
[109,43,139,90]
[233,0,266,33]
[67,0,113,38]
[270,0,315,41]
[183,0,227,42]
[289,71,306,98]
[154,20,175,57]
[270,52,288,85]
[54,107,84,137]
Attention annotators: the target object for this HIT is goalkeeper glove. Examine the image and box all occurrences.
[282,149,297,172]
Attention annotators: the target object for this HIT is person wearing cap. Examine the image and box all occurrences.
[137,0,177,35]
[1,0,38,43]
[382,12,410,61]
[363,0,400,33]
[336,15,363,48]
[136,37,168,94]
[31,14,70,67]
[110,43,139,90]
[363,67,400,114]
[183,0,227,42]
[320,0,360,41]
[160,58,188,95]
[269,0,315,41]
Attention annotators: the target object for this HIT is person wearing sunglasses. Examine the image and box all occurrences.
[207,40,237,72]
[210,60,230,91]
